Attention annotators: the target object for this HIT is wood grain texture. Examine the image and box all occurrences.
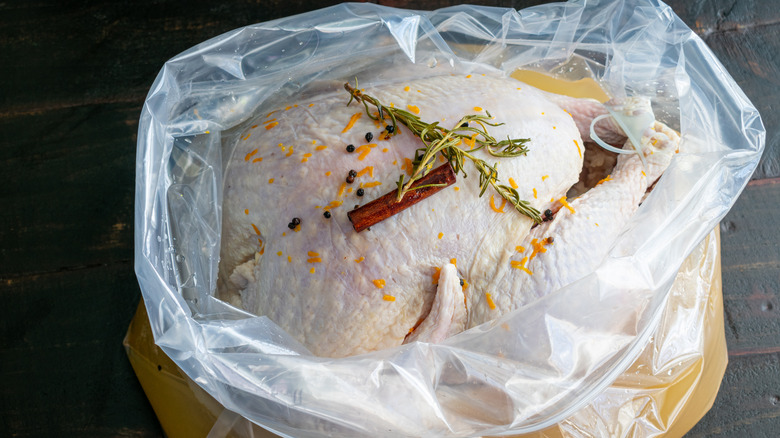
[0,0,777,437]
[719,178,780,356]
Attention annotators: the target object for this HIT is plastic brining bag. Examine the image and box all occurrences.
[134,1,764,436]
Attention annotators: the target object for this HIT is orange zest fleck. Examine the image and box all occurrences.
[284,105,292,111]
[356,145,372,161]
[307,257,322,263]
[461,280,469,292]
[511,257,533,275]
[265,122,279,130]
[308,103,314,107]
[342,112,362,133]
[251,223,261,235]
[406,105,420,114]
[287,256,292,263]
[307,251,319,257]
[241,133,252,141]
[489,194,506,213]
[310,267,315,274]
[315,145,327,151]
[533,188,538,199]
[597,175,613,185]
[508,177,518,189]
[404,86,410,92]
[337,182,347,198]
[252,157,263,163]
[268,178,275,184]
[559,196,575,214]
[285,146,294,157]
[473,106,483,112]
[641,170,647,177]
[402,158,414,176]
[325,171,332,176]
[244,209,249,215]
[432,267,441,284]
[454,187,460,191]
[450,258,457,266]
[277,251,283,256]
[485,292,496,310]
[574,139,582,158]
[244,149,259,161]
[301,152,313,163]
[362,181,381,188]
[541,175,549,181]
[373,279,386,289]
[356,166,374,177]
[383,295,395,302]
[516,245,525,253]
[463,133,478,149]
[324,199,343,211]
[529,237,553,262]
[438,232,443,239]
[354,257,365,263]
[382,148,388,152]
[465,74,472,78]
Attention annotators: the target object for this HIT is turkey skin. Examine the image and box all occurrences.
[218,74,678,357]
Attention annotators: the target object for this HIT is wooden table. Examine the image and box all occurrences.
[1,1,777,436]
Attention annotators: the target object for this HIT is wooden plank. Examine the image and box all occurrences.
[0,102,139,277]
[719,178,780,356]
[0,263,162,437]
[685,353,780,437]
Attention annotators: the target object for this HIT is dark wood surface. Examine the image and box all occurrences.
[1,1,777,436]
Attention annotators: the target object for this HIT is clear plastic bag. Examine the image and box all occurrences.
[134,1,764,436]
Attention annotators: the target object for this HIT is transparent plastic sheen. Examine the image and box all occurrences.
[134,1,764,436]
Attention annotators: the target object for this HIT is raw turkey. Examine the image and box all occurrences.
[217,74,679,358]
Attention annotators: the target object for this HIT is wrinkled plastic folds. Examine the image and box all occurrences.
[124,227,727,438]
[134,1,764,436]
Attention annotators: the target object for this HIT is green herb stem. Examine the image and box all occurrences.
[344,81,542,223]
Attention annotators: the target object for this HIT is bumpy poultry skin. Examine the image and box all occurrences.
[220,74,606,357]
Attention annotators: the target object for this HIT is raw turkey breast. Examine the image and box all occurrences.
[218,74,678,357]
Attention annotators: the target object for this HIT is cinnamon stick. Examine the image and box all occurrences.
[348,163,456,232]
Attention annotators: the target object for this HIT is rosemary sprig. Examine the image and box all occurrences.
[344,81,542,223]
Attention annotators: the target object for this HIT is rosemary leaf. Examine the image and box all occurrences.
[344,81,541,223]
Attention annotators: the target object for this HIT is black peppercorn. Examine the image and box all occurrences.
[356,188,365,197]
[459,279,464,286]
[365,132,373,142]
[543,209,553,222]
[547,236,554,243]
[346,144,355,153]
[348,169,357,178]
[323,211,331,219]
[291,217,301,226]
[346,175,355,184]
[287,222,296,230]
[460,122,469,128]
[385,125,395,133]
